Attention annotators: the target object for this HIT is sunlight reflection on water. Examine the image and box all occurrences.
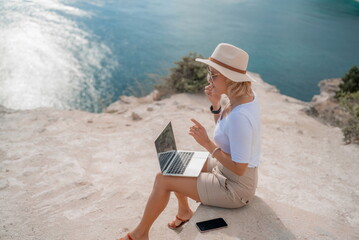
[0,0,118,112]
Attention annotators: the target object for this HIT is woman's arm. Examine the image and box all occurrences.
[204,85,222,124]
[212,104,221,124]
[203,141,248,176]
[189,119,248,176]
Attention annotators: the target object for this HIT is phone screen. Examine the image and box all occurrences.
[196,218,228,232]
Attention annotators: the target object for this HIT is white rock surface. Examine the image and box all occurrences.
[0,73,358,239]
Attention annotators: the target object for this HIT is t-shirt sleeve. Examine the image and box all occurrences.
[227,112,253,164]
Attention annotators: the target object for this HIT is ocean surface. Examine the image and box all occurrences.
[1,0,359,112]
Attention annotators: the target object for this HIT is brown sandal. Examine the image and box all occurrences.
[118,233,133,240]
[168,215,191,229]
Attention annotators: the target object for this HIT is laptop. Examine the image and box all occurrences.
[155,122,209,177]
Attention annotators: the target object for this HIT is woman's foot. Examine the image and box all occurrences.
[117,232,149,240]
[117,233,133,240]
[168,210,193,229]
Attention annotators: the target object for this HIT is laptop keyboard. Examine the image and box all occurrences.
[167,152,194,174]
[159,152,174,171]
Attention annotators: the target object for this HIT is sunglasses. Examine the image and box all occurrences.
[207,67,220,83]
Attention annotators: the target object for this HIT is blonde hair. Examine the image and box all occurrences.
[224,78,252,97]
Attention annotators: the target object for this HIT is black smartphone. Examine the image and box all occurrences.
[196,218,228,232]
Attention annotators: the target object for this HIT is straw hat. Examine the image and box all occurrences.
[196,43,256,82]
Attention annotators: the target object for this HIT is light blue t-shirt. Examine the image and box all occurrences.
[213,95,261,168]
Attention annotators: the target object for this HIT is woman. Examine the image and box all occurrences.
[118,43,261,240]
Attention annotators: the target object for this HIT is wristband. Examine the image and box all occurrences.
[211,147,221,158]
[210,105,221,114]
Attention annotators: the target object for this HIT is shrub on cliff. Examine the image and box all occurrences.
[338,91,359,143]
[335,66,359,144]
[335,66,359,99]
[155,52,207,98]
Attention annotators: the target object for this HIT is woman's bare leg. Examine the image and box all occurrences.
[169,159,209,227]
[118,173,201,240]
[167,192,193,228]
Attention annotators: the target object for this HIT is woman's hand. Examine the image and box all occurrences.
[204,84,221,108]
[189,119,211,148]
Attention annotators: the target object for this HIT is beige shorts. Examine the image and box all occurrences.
[197,156,258,208]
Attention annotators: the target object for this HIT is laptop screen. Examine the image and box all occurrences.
[155,122,177,171]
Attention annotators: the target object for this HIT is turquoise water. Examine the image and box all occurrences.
[1,0,358,112]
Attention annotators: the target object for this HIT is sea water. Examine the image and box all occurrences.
[1,0,358,112]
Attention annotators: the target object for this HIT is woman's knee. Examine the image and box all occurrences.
[154,172,167,189]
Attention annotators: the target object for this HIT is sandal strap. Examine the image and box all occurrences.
[127,233,133,240]
[176,215,188,222]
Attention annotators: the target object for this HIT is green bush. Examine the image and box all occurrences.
[335,66,359,99]
[155,52,208,98]
[339,91,359,143]
[335,66,359,144]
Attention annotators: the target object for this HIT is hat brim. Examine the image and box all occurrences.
[195,58,256,83]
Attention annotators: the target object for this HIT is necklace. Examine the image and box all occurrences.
[221,93,254,119]
[229,94,254,106]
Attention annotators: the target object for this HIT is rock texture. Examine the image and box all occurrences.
[304,78,351,127]
[1,73,358,240]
